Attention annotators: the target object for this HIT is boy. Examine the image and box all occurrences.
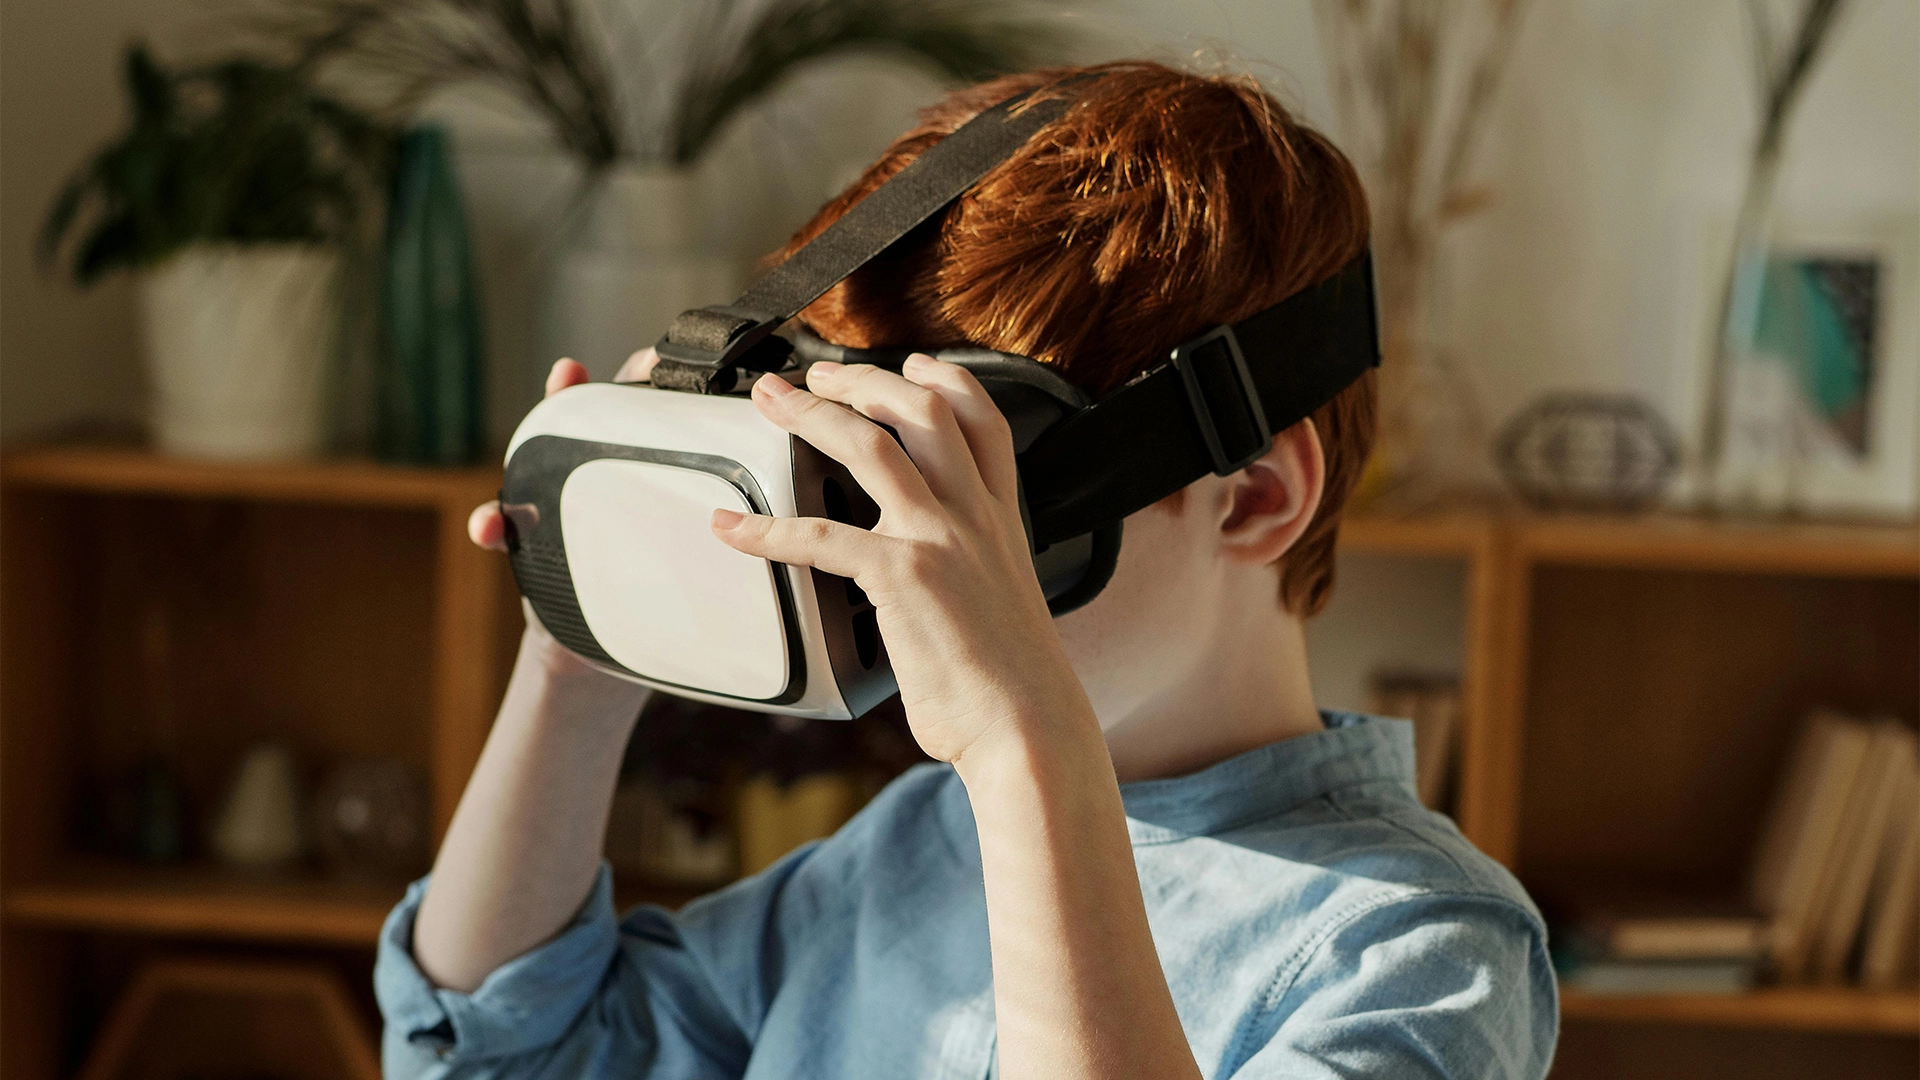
[377,62,1558,1079]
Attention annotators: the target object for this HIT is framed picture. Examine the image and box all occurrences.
[1683,212,1918,519]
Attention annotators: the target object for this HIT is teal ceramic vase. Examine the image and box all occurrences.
[379,126,486,464]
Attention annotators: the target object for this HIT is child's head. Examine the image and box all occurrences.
[781,62,1376,720]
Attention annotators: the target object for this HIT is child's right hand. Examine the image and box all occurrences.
[466,348,661,678]
[467,348,661,554]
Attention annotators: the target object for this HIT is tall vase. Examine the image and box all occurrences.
[1700,153,1799,514]
[379,125,488,465]
[1359,230,1487,508]
[139,244,340,460]
[538,166,743,382]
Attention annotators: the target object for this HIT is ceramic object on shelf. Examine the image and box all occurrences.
[312,759,430,880]
[210,743,305,869]
[139,244,339,461]
[735,772,862,876]
[604,776,736,886]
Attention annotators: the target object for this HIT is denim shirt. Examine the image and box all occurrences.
[376,713,1558,1079]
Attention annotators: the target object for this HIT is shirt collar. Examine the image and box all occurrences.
[1118,711,1416,844]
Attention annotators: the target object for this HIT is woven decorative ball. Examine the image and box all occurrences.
[1495,393,1680,511]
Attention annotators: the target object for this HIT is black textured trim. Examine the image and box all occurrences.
[501,434,808,705]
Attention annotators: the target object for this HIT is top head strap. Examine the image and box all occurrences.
[651,81,1089,394]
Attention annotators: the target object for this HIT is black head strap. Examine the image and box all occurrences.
[651,83,1085,394]
[1020,252,1379,546]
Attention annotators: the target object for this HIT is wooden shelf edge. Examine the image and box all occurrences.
[1558,986,1920,1036]
[1516,514,1920,579]
[2,874,401,947]
[1339,512,1496,558]
[1,446,500,508]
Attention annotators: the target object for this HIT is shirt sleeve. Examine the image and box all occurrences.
[375,857,808,1080]
[1231,892,1559,1080]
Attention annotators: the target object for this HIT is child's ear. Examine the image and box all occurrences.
[1218,419,1325,566]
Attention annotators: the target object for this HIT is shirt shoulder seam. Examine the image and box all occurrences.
[1128,780,1408,846]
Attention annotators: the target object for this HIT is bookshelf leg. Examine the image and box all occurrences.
[1456,531,1530,869]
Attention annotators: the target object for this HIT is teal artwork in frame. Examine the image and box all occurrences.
[1693,211,1916,518]
[1752,254,1880,458]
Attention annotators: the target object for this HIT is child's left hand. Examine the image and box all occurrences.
[713,358,1098,765]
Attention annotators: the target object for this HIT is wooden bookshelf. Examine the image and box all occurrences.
[1558,987,1920,1037]
[0,448,523,1079]
[2,448,1915,1078]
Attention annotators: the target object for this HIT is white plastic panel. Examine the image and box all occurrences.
[560,458,790,700]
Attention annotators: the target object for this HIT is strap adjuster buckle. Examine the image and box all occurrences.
[651,305,793,394]
[1169,324,1272,476]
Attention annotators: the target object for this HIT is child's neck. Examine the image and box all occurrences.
[1099,595,1322,784]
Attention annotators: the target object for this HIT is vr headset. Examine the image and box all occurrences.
[500,81,1381,719]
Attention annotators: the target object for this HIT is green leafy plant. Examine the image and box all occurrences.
[39,44,390,285]
[260,0,1067,174]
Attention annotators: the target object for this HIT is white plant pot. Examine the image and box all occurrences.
[540,166,743,380]
[139,244,340,460]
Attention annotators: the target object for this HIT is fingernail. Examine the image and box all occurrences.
[808,360,842,376]
[711,508,745,529]
[756,372,796,396]
[902,352,935,373]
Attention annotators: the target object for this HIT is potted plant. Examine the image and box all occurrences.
[262,0,1067,375]
[41,45,387,460]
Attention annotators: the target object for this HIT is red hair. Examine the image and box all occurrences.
[778,61,1376,616]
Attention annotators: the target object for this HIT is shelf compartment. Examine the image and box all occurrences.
[3,862,401,946]
[0,447,498,508]
[1518,566,1918,894]
[1559,986,1920,1036]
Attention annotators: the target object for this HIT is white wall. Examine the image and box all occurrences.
[0,0,212,439]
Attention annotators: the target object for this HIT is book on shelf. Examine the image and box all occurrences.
[1364,671,1458,810]
[1567,902,1765,963]
[1812,723,1916,983]
[1748,710,1920,988]
[1556,957,1759,996]
[1859,757,1920,990]
[1552,896,1765,996]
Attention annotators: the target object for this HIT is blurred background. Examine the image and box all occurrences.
[0,1,1914,1077]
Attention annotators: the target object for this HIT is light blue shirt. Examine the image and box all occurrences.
[376,713,1558,1078]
